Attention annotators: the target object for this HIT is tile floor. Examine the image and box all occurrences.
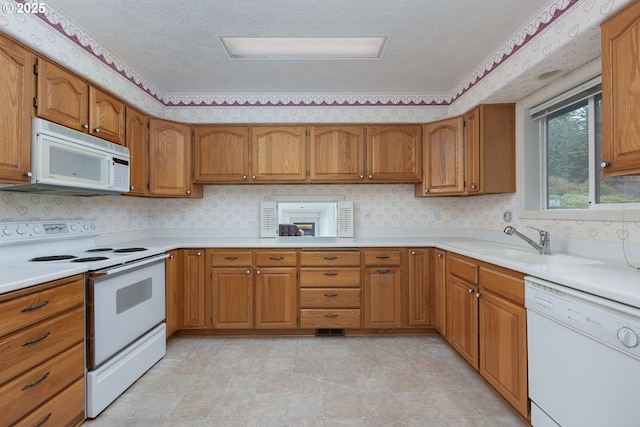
[85,335,527,427]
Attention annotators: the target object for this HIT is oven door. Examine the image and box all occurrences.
[86,254,167,369]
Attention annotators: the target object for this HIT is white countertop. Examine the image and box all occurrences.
[2,235,639,310]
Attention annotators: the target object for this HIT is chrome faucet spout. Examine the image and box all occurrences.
[503,226,551,255]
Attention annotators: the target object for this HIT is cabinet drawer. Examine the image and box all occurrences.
[479,266,525,305]
[300,288,361,308]
[447,254,478,284]
[299,268,360,288]
[0,307,84,386]
[300,309,361,328]
[0,276,83,338]
[0,342,83,426]
[364,250,402,266]
[208,250,252,267]
[300,251,360,266]
[255,251,297,266]
[13,377,84,427]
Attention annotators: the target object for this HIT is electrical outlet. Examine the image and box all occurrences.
[249,211,256,222]
[433,209,441,221]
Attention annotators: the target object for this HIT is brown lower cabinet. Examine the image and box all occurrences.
[0,275,85,427]
[446,252,528,419]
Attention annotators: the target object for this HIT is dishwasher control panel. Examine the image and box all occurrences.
[525,278,640,359]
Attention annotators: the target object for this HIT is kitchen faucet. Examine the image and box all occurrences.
[503,225,551,255]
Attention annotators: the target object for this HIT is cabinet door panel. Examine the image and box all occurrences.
[181,250,206,328]
[255,268,297,329]
[125,107,148,196]
[366,125,421,182]
[408,249,430,326]
[89,87,125,144]
[309,125,365,181]
[165,250,180,338]
[194,126,249,182]
[479,291,528,417]
[433,249,447,335]
[211,268,253,329]
[364,267,402,328]
[149,119,192,196]
[37,60,88,131]
[0,35,34,183]
[446,275,478,368]
[419,117,464,195]
[601,1,640,175]
[251,126,306,181]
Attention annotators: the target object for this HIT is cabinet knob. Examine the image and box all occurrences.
[368,174,373,179]
[186,190,191,194]
[471,184,477,189]
[25,171,33,177]
[476,292,481,298]
[169,255,174,259]
[94,128,100,133]
[411,251,415,255]
[130,185,134,190]
[359,174,365,179]
[437,253,443,258]
[256,270,261,275]
[601,161,610,168]
[246,269,251,275]
[424,188,429,193]
[242,175,247,180]
[197,252,202,256]
[82,124,89,129]
[252,175,257,179]
[468,288,474,293]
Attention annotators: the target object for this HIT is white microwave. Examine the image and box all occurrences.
[0,118,130,196]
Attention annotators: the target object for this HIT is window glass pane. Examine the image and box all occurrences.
[594,94,640,204]
[546,100,589,209]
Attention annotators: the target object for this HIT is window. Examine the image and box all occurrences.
[520,67,640,220]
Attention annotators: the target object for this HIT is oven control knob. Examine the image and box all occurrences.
[33,226,42,234]
[91,224,97,230]
[16,226,25,235]
[617,327,639,348]
[71,224,78,231]
[2,228,10,236]
[83,223,90,230]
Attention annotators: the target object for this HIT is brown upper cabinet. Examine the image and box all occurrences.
[193,126,250,183]
[309,125,366,182]
[365,125,422,182]
[419,116,465,195]
[601,1,640,176]
[251,125,307,182]
[148,118,202,198]
[0,34,35,184]
[416,104,515,197]
[125,106,148,196]
[36,59,125,145]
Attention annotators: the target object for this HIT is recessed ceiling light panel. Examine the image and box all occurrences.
[220,37,387,59]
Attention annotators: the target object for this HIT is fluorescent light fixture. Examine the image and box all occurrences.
[220,37,386,59]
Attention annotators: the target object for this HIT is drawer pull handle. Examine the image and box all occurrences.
[376,269,391,273]
[324,293,338,297]
[21,371,49,390]
[375,255,391,259]
[21,300,49,312]
[323,256,338,260]
[224,256,239,260]
[324,313,338,318]
[324,272,338,276]
[22,331,50,347]
[269,256,284,260]
[34,413,52,427]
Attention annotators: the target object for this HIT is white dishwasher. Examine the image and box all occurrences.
[525,277,640,427]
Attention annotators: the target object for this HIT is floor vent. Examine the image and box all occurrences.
[315,328,345,337]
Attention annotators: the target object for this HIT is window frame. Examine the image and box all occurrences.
[517,60,640,221]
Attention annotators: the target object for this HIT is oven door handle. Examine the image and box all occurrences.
[90,253,169,277]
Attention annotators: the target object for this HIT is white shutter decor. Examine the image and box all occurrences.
[337,201,354,237]
[260,201,278,237]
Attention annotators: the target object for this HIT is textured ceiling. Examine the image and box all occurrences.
[46,0,549,96]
